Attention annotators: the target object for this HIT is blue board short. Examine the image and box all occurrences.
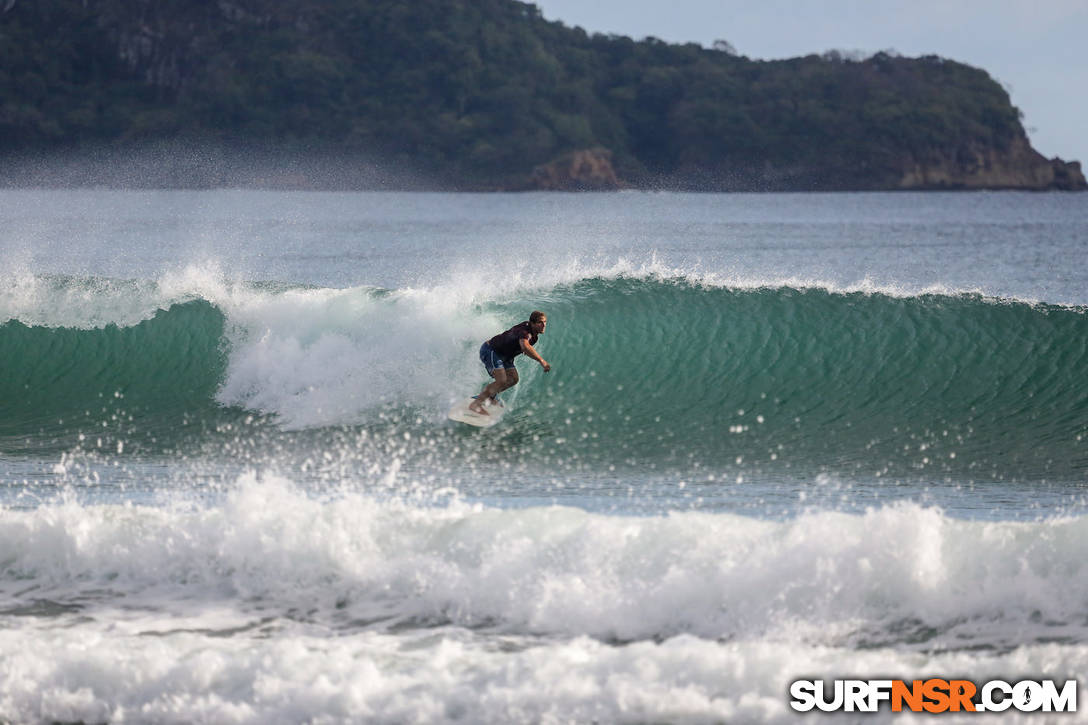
[480,342,516,374]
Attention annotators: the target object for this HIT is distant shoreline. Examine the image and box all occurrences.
[4,144,1082,193]
[3,182,1084,193]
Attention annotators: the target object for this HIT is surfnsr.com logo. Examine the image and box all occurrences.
[789,679,1077,714]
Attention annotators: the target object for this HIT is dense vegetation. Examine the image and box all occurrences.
[0,0,1033,189]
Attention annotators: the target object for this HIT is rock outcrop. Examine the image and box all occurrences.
[1050,158,1087,191]
[518,139,1085,193]
[898,136,1086,191]
[525,149,623,191]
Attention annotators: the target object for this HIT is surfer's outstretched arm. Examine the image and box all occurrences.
[520,339,550,372]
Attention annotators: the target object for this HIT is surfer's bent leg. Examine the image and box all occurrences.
[472,343,502,413]
[473,368,509,414]
[500,367,519,392]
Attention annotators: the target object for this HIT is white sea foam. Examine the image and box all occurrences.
[2,475,1087,723]
[3,475,1088,649]
[2,627,1085,724]
[211,285,498,427]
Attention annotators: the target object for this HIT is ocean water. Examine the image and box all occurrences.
[0,189,1086,723]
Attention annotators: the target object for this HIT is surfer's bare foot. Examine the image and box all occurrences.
[469,401,489,415]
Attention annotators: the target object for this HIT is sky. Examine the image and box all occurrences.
[533,0,1087,165]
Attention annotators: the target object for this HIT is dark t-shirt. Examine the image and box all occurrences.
[488,321,538,359]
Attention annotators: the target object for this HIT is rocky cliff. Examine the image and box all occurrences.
[897,137,1086,190]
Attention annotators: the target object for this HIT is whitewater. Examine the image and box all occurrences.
[1,190,1086,723]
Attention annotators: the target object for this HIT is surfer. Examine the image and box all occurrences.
[469,311,550,415]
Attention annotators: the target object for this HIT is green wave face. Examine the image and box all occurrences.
[0,300,229,452]
[2,279,1086,482]
[506,279,1088,481]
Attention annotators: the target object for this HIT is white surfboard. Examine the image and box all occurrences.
[447,397,505,428]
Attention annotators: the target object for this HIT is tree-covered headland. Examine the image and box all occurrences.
[1,0,1083,190]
